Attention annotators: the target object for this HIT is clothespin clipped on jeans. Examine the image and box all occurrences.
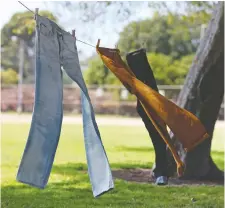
[115,43,120,54]
[72,30,76,38]
[141,41,147,52]
[34,8,39,20]
[97,39,100,47]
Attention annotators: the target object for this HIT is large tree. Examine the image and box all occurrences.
[167,2,224,181]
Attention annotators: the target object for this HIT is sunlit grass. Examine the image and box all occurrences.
[1,123,224,208]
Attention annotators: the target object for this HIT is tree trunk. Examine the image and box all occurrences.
[167,2,224,181]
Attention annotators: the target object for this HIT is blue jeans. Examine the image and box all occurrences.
[17,15,114,197]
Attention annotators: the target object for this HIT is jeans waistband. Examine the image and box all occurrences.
[36,15,69,37]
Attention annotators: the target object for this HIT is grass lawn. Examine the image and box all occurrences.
[1,123,224,208]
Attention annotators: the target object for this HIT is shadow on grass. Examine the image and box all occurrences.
[114,146,224,171]
[52,162,153,178]
[115,146,155,153]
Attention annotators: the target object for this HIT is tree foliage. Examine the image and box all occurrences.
[149,53,195,85]
[1,11,57,83]
[1,11,56,47]
[84,57,120,85]
[48,1,215,25]
[1,69,18,84]
[84,53,194,85]
[117,12,210,59]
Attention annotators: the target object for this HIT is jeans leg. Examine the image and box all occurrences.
[17,16,63,188]
[126,49,168,177]
[137,101,168,177]
[62,34,114,197]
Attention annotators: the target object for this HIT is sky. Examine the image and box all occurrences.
[0,1,159,61]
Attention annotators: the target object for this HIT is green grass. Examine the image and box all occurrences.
[1,123,224,208]
[1,111,126,118]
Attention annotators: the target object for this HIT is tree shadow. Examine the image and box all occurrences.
[51,162,153,178]
[115,146,155,153]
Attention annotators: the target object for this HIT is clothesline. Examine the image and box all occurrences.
[18,1,96,48]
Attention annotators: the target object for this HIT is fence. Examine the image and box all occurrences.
[1,84,224,119]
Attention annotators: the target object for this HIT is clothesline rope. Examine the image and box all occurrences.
[18,1,96,48]
[18,1,35,14]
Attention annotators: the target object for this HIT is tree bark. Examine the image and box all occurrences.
[167,2,224,181]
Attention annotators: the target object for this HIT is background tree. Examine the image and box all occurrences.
[84,52,194,86]
[48,2,215,24]
[84,57,119,85]
[1,11,56,83]
[1,69,18,84]
[147,53,194,85]
[117,13,201,59]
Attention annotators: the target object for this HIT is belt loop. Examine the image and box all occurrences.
[57,32,64,63]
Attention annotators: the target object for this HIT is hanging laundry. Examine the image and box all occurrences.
[96,40,209,176]
[17,15,114,198]
[126,48,169,179]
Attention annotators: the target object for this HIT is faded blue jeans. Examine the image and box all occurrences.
[17,15,114,197]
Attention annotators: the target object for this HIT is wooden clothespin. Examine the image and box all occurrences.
[141,41,147,51]
[34,8,39,20]
[72,30,76,38]
[97,39,100,47]
[115,43,120,53]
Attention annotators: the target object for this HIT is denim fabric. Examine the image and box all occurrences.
[126,49,168,177]
[17,15,114,197]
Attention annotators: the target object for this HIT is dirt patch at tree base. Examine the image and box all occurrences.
[112,168,224,186]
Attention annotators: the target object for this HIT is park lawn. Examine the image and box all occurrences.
[1,123,224,208]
